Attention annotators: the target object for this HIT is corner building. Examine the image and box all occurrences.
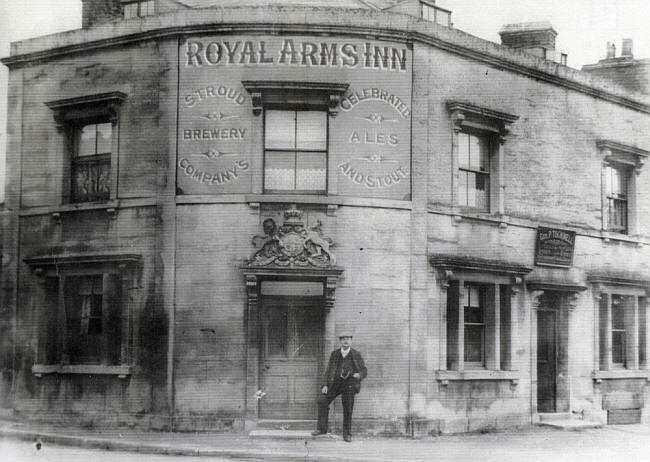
[1,0,650,435]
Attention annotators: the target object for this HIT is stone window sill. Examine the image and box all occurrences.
[32,364,132,379]
[436,369,519,385]
[592,370,650,382]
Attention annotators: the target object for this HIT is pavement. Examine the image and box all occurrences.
[2,420,650,462]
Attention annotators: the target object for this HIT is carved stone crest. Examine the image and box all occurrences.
[249,208,336,268]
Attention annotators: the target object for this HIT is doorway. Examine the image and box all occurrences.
[537,309,557,412]
[260,296,324,419]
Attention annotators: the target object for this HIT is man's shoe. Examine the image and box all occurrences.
[343,434,352,442]
[311,430,326,436]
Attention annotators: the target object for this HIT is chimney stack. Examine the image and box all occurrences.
[621,38,633,58]
[606,42,616,59]
[499,22,567,64]
[582,39,649,96]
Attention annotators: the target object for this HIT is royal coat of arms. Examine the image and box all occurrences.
[248,208,336,268]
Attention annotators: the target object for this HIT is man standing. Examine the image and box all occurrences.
[312,330,367,442]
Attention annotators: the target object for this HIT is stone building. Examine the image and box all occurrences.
[1,0,649,435]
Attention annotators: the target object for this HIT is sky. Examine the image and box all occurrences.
[1,0,649,203]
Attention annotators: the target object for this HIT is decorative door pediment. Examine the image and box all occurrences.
[242,206,343,311]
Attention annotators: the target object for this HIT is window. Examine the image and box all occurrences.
[421,1,452,26]
[446,281,513,371]
[463,284,485,365]
[63,274,122,365]
[46,92,125,205]
[72,122,112,202]
[25,254,139,373]
[124,0,155,19]
[264,109,327,193]
[447,101,518,216]
[598,140,648,236]
[599,292,648,370]
[458,132,490,211]
[604,164,628,233]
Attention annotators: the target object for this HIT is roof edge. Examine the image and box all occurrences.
[1,6,649,113]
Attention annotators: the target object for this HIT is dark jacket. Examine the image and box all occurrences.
[323,348,368,393]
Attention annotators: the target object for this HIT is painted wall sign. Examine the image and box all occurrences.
[178,35,412,199]
[535,227,576,267]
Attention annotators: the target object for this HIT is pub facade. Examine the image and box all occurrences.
[1,0,650,435]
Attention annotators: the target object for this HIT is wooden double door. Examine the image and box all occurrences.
[260,297,324,419]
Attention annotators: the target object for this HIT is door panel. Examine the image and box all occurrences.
[537,310,557,413]
[261,298,323,419]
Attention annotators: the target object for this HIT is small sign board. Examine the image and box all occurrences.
[535,227,576,267]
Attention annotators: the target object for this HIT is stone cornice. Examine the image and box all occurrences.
[596,140,649,159]
[446,101,519,124]
[2,7,649,113]
[429,254,532,276]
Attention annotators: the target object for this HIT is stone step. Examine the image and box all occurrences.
[249,429,322,440]
[256,419,317,431]
[538,412,573,421]
[538,419,602,431]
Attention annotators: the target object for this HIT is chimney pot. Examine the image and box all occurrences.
[621,38,633,58]
[606,42,616,59]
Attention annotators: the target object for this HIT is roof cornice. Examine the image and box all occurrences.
[2,6,649,113]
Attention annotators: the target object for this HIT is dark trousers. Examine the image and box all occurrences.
[316,380,355,436]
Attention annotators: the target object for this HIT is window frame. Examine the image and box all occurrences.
[25,254,139,375]
[420,1,452,27]
[70,119,113,203]
[597,140,648,236]
[46,92,126,205]
[242,80,348,196]
[462,283,487,367]
[263,106,329,195]
[596,286,649,372]
[457,129,492,212]
[432,256,531,379]
[604,163,629,233]
[447,101,518,217]
[123,0,155,19]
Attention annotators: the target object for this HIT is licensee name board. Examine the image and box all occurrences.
[534,227,576,267]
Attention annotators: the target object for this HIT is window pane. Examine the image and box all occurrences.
[267,306,288,357]
[296,111,326,150]
[436,10,450,26]
[96,123,112,154]
[466,285,480,307]
[124,3,138,18]
[612,297,626,329]
[143,0,155,15]
[612,330,625,365]
[469,135,488,172]
[458,133,470,169]
[72,156,110,202]
[296,151,326,191]
[464,325,483,363]
[264,151,295,190]
[77,124,97,157]
[473,173,489,211]
[265,110,295,149]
